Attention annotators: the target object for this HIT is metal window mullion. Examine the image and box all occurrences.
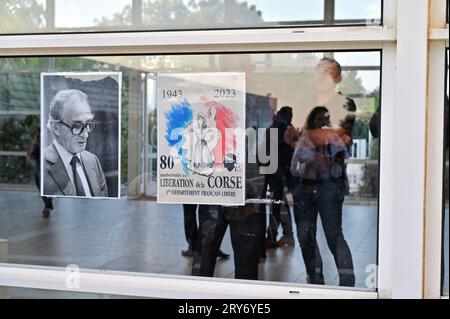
[424,41,446,299]
[45,0,55,30]
[376,0,397,299]
[377,42,396,299]
[423,0,449,300]
[324,0,336,25]
[0,264,378,299]
[0,27,395,57]
[392,0,429,299]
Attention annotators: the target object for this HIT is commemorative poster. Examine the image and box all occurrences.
[40,72,121,199]
[157,72,246,205]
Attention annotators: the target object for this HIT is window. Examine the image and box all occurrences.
[1,0,449,301]
[0,0,383,34]
[0,51,380,290]
[334,0,381,23]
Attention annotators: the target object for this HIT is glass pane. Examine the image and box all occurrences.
[334,52,381,67]
[335,0,382,23]
[0,51,380,291]
[443,48,449,297]
[0,0,382,34]
[0,0,46,33]
[55,0,132,29]
[244,0,324,22]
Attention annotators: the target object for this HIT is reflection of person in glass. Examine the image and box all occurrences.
[43,89,107,197]
[285,57,357,286]
[26,127,54,217]
[191,182,262,280]
[290,106,355,286]
[289,57,356,137]
[181,204,229,259]
[262,106,295,248]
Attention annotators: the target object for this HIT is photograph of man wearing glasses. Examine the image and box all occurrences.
[41,72,121,199]
[42,89,109,198]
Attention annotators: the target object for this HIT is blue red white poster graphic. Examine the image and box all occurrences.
[157,73,246,205]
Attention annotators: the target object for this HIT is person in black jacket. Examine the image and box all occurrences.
[262,106,295,248]
[369,107,381,139]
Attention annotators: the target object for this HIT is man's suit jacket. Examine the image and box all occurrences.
[43,144,108,197]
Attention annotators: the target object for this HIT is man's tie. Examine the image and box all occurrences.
[70,156,86,196]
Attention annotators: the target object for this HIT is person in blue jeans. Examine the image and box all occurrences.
[290,107,355,287]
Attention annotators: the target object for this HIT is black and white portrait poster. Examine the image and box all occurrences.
[157,72,246,206]
[40,72,121,199]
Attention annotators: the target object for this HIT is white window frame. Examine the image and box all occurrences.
[0,0,448,299]
[425,0,449,299]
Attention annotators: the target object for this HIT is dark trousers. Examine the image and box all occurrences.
[265,171,294,241]
[192,206,263,280]
[292,180,355,287]
[183,204,209,253]
[33,161,53,209]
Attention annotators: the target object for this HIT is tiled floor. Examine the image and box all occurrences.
[1,190,380,298]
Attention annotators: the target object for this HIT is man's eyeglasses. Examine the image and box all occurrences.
[59,120,96,136]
